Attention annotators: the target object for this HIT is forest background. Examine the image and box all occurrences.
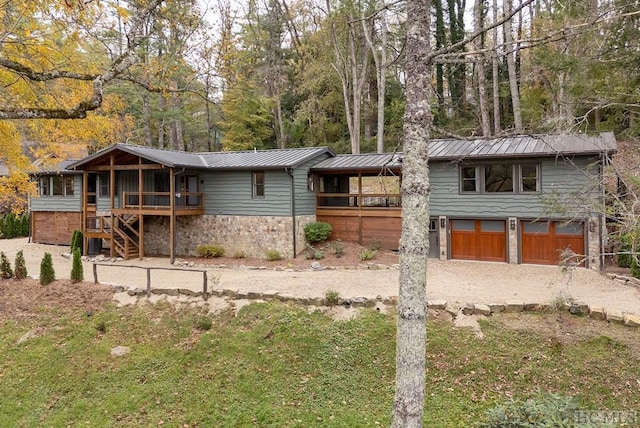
[0,0,638,211]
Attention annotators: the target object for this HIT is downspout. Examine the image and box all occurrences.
[286,167,297,258]
[599,152,606,271]
[171,168,186,264]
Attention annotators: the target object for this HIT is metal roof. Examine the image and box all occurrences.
[198,147,334,169]
[67,144,334,170]
[35,159,82,174]
[311,133,616,171]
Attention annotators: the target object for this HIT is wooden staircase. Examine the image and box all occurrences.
[112,214,140,259]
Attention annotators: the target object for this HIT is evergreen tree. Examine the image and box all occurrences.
[0,251,13,279]
[39,252,55,285]
[70,248,84,283]
[14,250,27,280]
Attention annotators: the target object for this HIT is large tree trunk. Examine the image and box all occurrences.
[492,0,501,133]
[474,0,491,136]
[503,0,522,131]
[391,0,431,425]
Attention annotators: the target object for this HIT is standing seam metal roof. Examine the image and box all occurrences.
[311,133,616,171]
[67,144,334,170]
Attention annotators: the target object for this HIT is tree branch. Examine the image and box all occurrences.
[0,0,164,120]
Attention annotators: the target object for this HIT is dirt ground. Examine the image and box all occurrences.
[1,238,640,317]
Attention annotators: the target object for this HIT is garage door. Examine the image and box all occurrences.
[450,219,507,262]
[521,221,584,265]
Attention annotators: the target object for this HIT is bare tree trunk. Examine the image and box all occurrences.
[503,0,522,131]
[492,0,501,133]
[391,0,431,425]
[474,0,491,136]
[143,92,153,146]
[363,7,389,153]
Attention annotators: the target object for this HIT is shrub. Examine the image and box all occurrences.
[330,240,345,258]
[631,257,640,279]
[304,222,332,243]
[265,249,283,261]
[196,244,225,258]
[359,248,378,261]
[70,248,84,283]
[14,250,27,280]
[70,230,83,254]
[195,316,213,331]
[95,320,107,334]
[0,213,29,239]
[476,392,593,427]
[0,252,13,279]
[325,289,340,306]
[233,250,248,259]
[39,252,55,285]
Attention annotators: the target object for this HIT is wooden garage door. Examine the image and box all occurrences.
[32,211,81,245]
[450,219,507,262]
[521,221,584,265]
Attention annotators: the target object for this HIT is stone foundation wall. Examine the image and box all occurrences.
[144,214,316,259]
[588,214,603,270]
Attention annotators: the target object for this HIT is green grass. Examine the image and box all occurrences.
[1,303,639,427]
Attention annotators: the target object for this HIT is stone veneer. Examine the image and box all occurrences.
[588,214,603,270]
[144,214,316,259]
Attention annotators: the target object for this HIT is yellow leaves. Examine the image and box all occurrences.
[0,172,37,215]
[0,123,30,172]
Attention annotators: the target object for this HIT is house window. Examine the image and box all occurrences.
[64,176,74,196]
[461,166,478,192]
[252,171,265,198]
[98,173,109,197]
[460,163,540,194]
[484,164,514,192]
[520,164,539,192]
[39,175,74,196]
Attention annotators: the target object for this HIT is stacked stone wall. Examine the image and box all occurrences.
[144,214,316,259]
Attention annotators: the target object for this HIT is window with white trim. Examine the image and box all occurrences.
[39,175,75,196]
[460,163,540,194]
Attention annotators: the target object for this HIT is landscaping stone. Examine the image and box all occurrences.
[524,303,541,312]
[462,303,475,316]
[588,306,606,320]
[445,302,461,317]
[111,346,131,357]
[222,289,238,298]
[606,309,624,324]
[474,304,491,316]
[427,300,447,310]
[127,287,144,296]
[569,303,589,315]
[488,303,505,313]
[179,288,199,297]
[311,261,323,271]
[504,302,524,313]
[152,288,179,296]
[623,314,640,327]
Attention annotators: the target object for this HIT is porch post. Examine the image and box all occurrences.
[170,167,175,263]
[138,161,144,260]
[109,155,115,258]
[82,171,88,256]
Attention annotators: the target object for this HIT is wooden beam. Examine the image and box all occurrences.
[109,155,115,258]
[82,164,166,171]
[138,159,144,260]
[170,167,175,263]
[82,171,88,256]
[139,215,144,260]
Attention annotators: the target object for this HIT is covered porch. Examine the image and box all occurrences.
[68,145,205,261]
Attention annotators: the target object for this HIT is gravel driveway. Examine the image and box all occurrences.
[2,238,639,315]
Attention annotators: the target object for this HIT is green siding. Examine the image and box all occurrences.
[429,157,599,218]
[202,169,294,216]
[294,154,331,215]
[30,174,82,212]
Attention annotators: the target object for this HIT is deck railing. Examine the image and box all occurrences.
[122,191,204,210]
[85,216,111,233]
[316,192,401,209]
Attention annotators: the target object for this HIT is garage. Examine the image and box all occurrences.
[520,220,585,265]
[450,219,507,262]
[31,211,81,246]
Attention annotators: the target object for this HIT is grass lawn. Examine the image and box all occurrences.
[1,300,639,427]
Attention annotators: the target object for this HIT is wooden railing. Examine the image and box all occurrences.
[112,214,139,259]
[316,192,401,209]
[85,216,111,233]
[122,191,204,210]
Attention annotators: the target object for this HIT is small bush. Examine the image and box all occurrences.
[0,252,13,279]
[70,248,84,283]
[233,250,248,259]
[325,289,340,306]
[195,316,213,331]
[95,320,107,334]
[359,248,378,261]
[330,240,345,258]
[196,245,225,258]
[476,392,593,427]
[304,222,332,243]
[265,249,283,261]
[14,250,27,280]
[70,230,83,254]
[39,252,55,285]
[631,257,640,279]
